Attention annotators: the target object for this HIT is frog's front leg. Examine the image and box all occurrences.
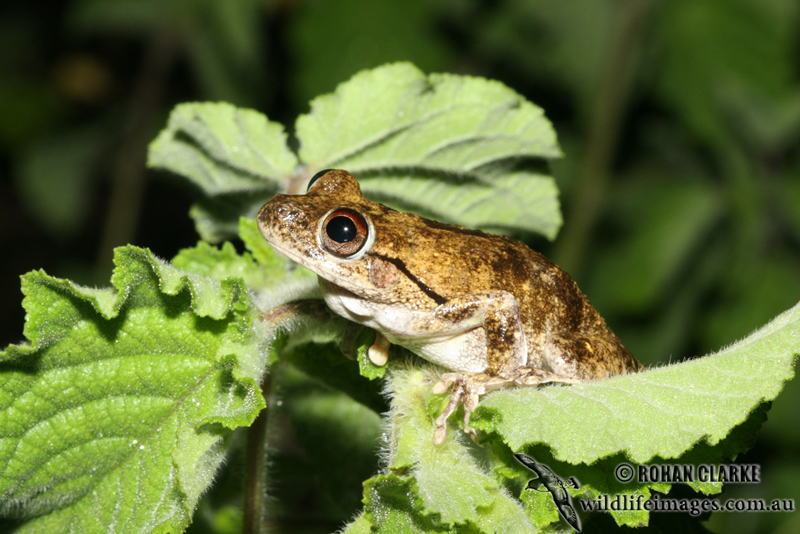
[414,290,528,372]
[419,291,581,445]
[399,291,543,443]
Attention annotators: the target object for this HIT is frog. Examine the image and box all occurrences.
[257,169,643,444]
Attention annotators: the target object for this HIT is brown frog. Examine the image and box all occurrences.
[258,169,642,444]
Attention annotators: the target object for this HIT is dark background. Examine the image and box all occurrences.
[1,1,798,533]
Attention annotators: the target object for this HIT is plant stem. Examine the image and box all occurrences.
[244,374,272,534]
[554,0,653,277]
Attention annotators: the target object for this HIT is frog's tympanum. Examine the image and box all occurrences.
[258,169,642,444]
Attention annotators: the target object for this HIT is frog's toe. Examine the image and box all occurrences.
[435,381,464,425]
[432,377,469,444]
[431,372,459,394]
[461,400,480,442]
[367,332,390,366]
[433,424,448,446]
[464,424,479,442]
[432,374,492,445]
[433,404,456,445]
[513,367,582,386]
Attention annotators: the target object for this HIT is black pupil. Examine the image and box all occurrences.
[326,216,357,243]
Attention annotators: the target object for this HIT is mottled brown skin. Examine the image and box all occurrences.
[258,169,642,443]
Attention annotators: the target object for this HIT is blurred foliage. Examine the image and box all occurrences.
[1,0,798,533]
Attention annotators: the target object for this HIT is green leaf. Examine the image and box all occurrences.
[0,246,268,533]
[473,301,798,464]
[362,474,443,533]
[340,512,372,534]
[287,0,453,109]
[148,102,296,195]
[359,167,561,238]
[149,64,563,240]
[359,366,536,533]
[297,62,560,171]
[172,240,270,289]
[296,62,562,238]
[148,102,295,240]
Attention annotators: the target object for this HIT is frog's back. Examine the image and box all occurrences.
[416,225,634,367]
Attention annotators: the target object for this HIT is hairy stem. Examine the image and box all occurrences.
[244,373,272,534]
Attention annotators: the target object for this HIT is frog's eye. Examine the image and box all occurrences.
[321,208,370,257]
[307,169,335,192]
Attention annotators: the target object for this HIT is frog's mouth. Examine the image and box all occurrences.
[265,236,323,271]
[264,232,360,289]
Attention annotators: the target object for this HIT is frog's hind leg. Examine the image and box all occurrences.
[539,331,643,380]
[431,369,580,445]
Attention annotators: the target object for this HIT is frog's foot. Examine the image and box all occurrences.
[432,372,504,445]
[509,367,582,388]
[367,332,391,366]
[431,368,582,445]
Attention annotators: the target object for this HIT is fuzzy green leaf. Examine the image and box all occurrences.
[468,301,798,526]
[340,512,373,534]
[297,62,562,238]
[358,366,537,533]
[362,474,441,533]
[359,168,561,237]
[148,102,296,195]
[472,301,799,464]
[0,246,269,533]
[149,64,564,241]
[297,62,560,170]
[172,240,270,289]
[148,102,295,241]
[237,217,287,280]
[173,218,319,318]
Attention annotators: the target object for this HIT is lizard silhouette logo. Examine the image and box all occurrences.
[515,453,582,532]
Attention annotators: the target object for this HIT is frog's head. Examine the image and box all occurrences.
[257,169,390,293]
